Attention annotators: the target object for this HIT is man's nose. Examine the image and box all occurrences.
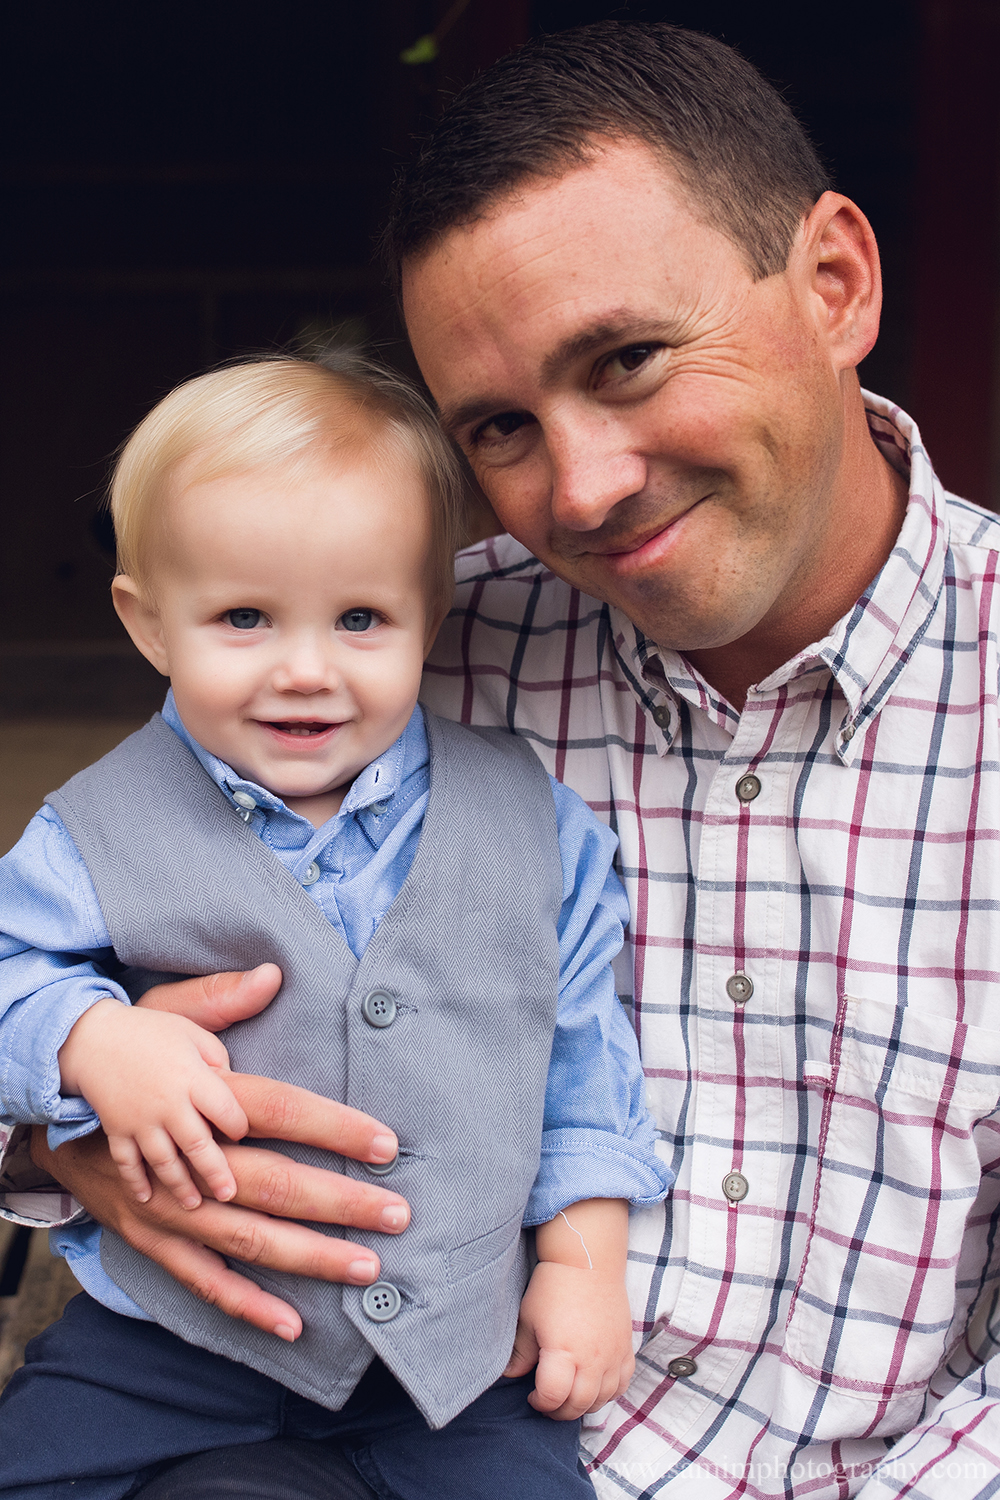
[546,414,647,531]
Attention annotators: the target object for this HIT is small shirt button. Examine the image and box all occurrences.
[735,773,761,803]
[363,1151,399,1176]
[362,990,397,1028]
[842,722,856,741]
[652,704,671,730]
[722,1171,749,1203]
[667,1355,698,1379]
[370,801,389,817]
[361,1282,402,1322]
[301,862,320,887]
[725,972,753,1005]
[233,791,257,810]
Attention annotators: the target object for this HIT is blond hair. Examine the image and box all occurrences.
[109,353,464,618]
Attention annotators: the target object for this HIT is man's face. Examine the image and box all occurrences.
[402,140,847,652]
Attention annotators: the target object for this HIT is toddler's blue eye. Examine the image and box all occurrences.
[226,608,262,630]
[340,609,375,633]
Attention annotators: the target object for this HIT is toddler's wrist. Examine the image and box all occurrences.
[58,996,127,1097]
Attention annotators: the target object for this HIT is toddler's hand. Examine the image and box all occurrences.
[58,999,249,1209]
[503,1259,635,1421]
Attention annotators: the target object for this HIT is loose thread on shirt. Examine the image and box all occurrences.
[558,1210,593,1269]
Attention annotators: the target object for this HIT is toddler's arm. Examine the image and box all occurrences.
[503,1197,634,1421]
[58,998,249,1209]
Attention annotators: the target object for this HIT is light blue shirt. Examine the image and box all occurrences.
[0,693,670,1318]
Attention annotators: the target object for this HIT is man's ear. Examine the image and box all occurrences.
[796,191,882,373]
[112,575,170,677]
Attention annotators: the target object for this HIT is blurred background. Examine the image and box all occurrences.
[0,0,998,845]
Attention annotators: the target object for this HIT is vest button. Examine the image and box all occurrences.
[735,773,761,803]
[667,1355,698,1379]
[363,1150,399,1176]
[722,1171,749,1203]
[362,1282,402,1322]
[362,990,397,1028]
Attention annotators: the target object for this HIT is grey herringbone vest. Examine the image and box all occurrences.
[46,709,562,1428]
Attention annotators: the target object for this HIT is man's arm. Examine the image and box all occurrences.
[30,968,411,1340]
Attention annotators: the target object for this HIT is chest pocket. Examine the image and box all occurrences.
[784,995,1000,1423]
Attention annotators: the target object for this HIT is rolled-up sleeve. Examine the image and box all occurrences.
[0,806,129,1149]
[523,778,673,1226]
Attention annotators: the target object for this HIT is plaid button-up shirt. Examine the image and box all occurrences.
[420,394,1000,1499]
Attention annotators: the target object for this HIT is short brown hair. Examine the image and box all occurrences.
[382,21,830,283]
[110,352,464,619]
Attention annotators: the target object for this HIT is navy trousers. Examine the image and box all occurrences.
[0,1295,595,1500]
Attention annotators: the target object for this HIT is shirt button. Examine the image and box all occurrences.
[722,1171,749,1203]
[652,704,671,730]
[363,1150,399,1176]
[233,791,257,810]
[361,1282,402,1322]
[362,990,397,1028]
[667,1356,698,1379]
[725,972,753,1005]
[301,862,320,887]
[842,722,856,741]
[370,801,389,816]
[735,773,761,803]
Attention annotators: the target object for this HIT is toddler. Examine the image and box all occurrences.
[0,356,670,1500]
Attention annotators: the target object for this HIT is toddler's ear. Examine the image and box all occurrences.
[112,576,170,676]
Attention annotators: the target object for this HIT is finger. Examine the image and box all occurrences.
[137,965,282,1032]
[144,1193,384,1286]
[107,1135,153,1203]
[138,1128,203,1209]
[137,1230,303,1341]
[230,1079,399,1167]
[189,1071,249,1144]
[215,1144,410,1232]
[555,1368,603,1423]
[527,1349,576,1414]
[179,1134,238,1204]
[503,1320,540,1378]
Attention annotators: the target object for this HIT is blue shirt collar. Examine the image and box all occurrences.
[160,689,426,822]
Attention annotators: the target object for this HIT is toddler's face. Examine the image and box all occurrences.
[114,446,437,823]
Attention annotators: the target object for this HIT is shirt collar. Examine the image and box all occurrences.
[160,690,426,820]
[617,394,949,763]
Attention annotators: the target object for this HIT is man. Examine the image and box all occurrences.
[5,21,1000,1499]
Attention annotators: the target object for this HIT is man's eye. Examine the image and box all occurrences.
[225,608,263,630]
[340,608,376,633]
[619,345,654,371]
[474,411,535,444]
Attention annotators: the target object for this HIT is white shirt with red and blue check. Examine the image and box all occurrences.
[419,393,1000,1499]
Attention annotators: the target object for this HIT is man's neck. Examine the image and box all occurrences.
[684,395,910,713]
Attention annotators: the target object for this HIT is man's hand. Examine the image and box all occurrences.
[33,966,411,1343]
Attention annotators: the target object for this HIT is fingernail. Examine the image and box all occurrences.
[274,1323,298,1342]
[371,1134,397,1161]
[136,1191,151,1203]
[217,1185,235,1202]
[181,1195,201,1210]
[348,1259,378,1283]
[380,1205,408,1231]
